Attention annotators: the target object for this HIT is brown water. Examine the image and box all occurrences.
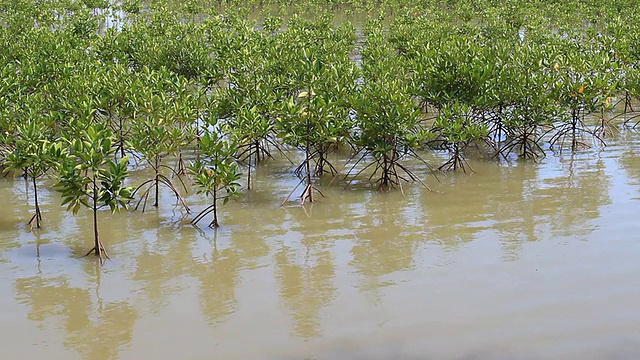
[1,130,640,360]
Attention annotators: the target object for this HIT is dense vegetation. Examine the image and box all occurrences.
[2,0,640,260]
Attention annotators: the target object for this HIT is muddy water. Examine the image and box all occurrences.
[1,131,640,360]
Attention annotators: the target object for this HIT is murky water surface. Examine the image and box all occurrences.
[1,130,640,360]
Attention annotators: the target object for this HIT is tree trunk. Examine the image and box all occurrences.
[119,116,125,160]
[83,175,108,262]
[29,173,42,229]
[211,186,219,228]
[154,154,159,207]
[247,148,252,191]
[93,180,101,258]
[304,143,314,203]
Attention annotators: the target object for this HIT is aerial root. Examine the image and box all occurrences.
[82,239,110,264]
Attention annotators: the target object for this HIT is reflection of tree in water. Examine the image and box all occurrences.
[424,171,502,246]
[274,241,335,338]
[182,163,293,324]
[488,163,540,260]
[474,154,612,260]
[64,301,136,360]
[273,201,338,338]
[530,153,610,237]
[349,194,419,298]
[15,271,136,360]
[192,198,278,326]
[619,140,640,187]
[479,152,611,260]
[131,227,196,313]
[194,241,242,326]
[220,201,272,269]
[0,178,72,256]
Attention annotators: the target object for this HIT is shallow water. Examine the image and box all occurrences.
[1,130,640,360]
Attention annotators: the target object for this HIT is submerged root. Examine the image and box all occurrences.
[82,239,110,265]
[300,183,314,205]
[438,154,474,173]
[175,152,187,176]
[27,209,42,231]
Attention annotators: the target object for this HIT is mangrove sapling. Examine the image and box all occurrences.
[349,23,431,191]
[226,105,281,191]
[349,77,432,190]
[92,65,142,161]
[549,82,604,151]
[496,92,558,161]
[188,130,241,228]
[276,50,356,203]
[2,121,64,229]
[431,102,489,172]
[277,89,336,205]
[54,125,133,263]
[215,41,287,188]
[129,118,191,213]
[594,96,619,137]
[499,120,546,161]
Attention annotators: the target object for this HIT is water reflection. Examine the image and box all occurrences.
[533,152,611,237]
[349,192,419,292]
[273,203,339,338]
[196,237,242,326]
[275,240,335,338]
[0,131,637,359]
[619,133,640,189]
[15,271,136,360]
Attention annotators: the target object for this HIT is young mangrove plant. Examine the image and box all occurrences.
[225,105,280,191]
[130,117,191,213]
[54,125,133,263]
[547,43,613,151]
[93,65,138,161]
[349,20,431,191]
[189,130,241,228]
[431,102,489,172]
[2,120,64,229]
[277,48,356,204]
[350,76,430,190]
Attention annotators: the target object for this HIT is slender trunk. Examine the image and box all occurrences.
[119,116,125,160]
[381,153,389,190]
[211,186,219,228]
[305,143,313,203]
[317,145,326,176]
[177,152,186,175]
[305,113,314,202]
[196,117,201,162]
[247,147,252,191]
[93,178,101,258]
[32,174,41,228]
[522,127,528,158]
[571,108,578,151]
[154,154,159,207]
[305,144,311,187]
[453,146,459,171]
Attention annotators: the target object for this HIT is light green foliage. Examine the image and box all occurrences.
[349,18,430,190]
[54,124,133,261]
[189,130,241,228]
[432,102,489,172]
[0,0,640,257]
[2,120,64,229]
[56,125,133,214]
